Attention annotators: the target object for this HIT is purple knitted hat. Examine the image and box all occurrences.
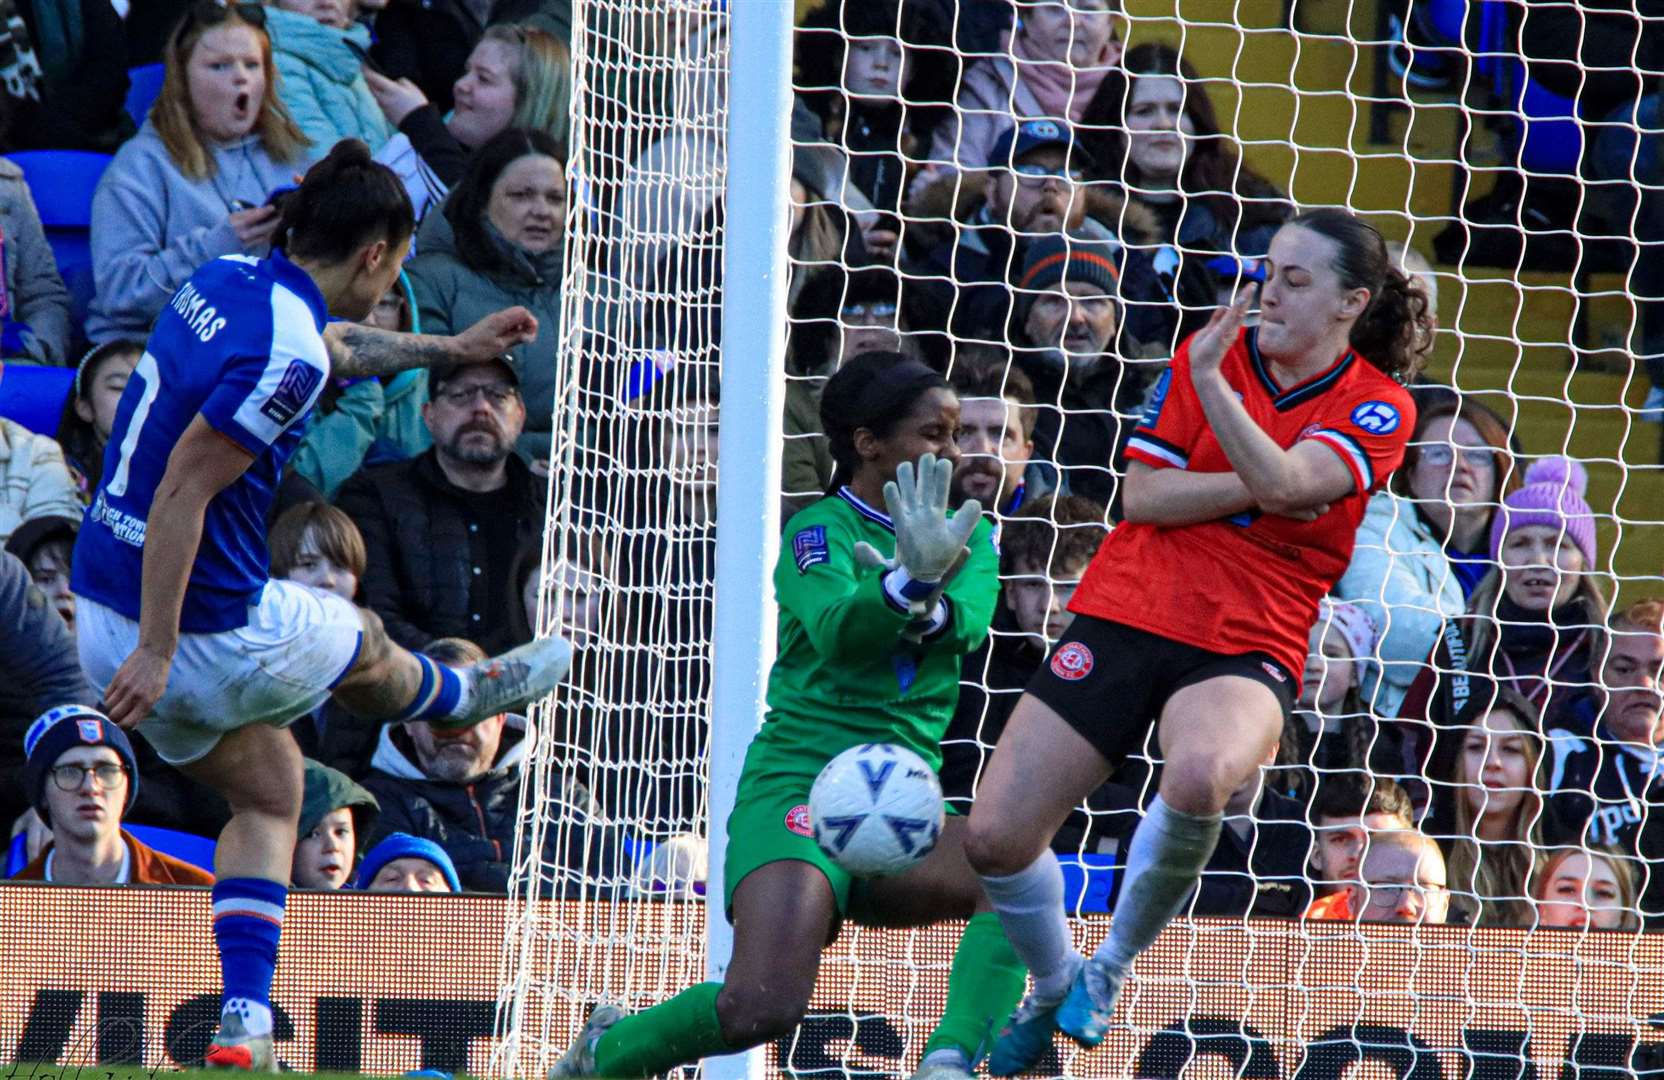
[1488,456,1597,566]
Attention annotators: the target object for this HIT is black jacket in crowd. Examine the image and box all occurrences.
[336,447,546,655]
[1544,715,1664,926]
[361,716,620,896]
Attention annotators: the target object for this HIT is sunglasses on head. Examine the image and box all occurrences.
[172,0,265,49]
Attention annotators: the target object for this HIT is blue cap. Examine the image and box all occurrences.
[23,705,139,820]
[356,832,461,892]
[987,118,1090,169]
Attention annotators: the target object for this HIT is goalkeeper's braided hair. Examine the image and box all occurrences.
[821,350,950,492]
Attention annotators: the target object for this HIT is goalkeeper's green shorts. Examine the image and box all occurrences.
[724,768,854,920]
[723,763,960,926]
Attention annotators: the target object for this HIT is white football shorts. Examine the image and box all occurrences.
[77,579,365,765]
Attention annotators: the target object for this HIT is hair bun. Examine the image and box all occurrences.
[323,138,373,169]
[1523,454,1588,496]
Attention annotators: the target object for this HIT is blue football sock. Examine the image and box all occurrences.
[393,653,467,723]
[212,878,287,1037]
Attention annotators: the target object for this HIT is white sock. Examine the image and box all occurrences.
[979,850,1080,1003]
[1093,797,1221,977]
[222,997,273,1038]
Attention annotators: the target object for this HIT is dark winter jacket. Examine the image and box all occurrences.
[369,0,486,115]
[335,447,546,654]
[0,549,93,827]
[1013,346,1151,512]
[1394,597,1600,779]
[361,716,619,895]
[1544,722,1664,925]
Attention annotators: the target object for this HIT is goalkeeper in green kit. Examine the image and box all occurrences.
[552,351,1026,1080]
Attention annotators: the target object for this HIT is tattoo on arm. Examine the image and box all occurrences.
[327,323,458,379]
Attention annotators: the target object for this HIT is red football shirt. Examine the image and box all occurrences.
[1071,326,1415,676]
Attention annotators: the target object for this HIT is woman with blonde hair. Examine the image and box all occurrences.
[87,0,312,343]
[367,24,570,224]
[1532,845,1641,931]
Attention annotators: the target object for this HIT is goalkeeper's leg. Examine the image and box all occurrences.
[854,818,1027,1079]
[555,861,836,1078]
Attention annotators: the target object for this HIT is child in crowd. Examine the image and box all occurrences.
[6,514,78,634]
[358,832,460,893]
[268,501,366,604]
[263,0,395,152]
[292,759,379,890]
[56,341,143,500]
[1531,846,1640,931]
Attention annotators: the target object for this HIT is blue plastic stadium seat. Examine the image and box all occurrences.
[1424,0,1469,48]
[4,150,113,330]
[4,825,218,878]
[124,64,165,129]
[1515,74,1583,176]
[0,364,74,436]
[1057,853,1117,913]
[126,824,218,873]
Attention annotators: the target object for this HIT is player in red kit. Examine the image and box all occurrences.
[961,208,1434,1073]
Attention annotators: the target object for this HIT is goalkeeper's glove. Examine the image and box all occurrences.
[852,453,982,641]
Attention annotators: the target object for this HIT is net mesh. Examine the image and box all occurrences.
[501,0,1664,1076]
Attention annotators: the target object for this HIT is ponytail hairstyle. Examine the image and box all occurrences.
[820,351,950,491]
[1287,208,1433,384]
[276,139,414,264]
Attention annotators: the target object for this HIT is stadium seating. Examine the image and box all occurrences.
[124,64,166,130]
[3,150,114,331]
[0,363,74,437]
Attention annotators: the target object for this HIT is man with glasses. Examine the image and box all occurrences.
[12,705,213,885]
[1308,828,1450,925]
[337,356,545,654]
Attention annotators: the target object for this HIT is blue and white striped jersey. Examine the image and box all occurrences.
[73,251,332,633]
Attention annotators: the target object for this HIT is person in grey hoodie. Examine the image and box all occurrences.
[406,127,563,463]
[0,159,73,364]
[85,1,313,343]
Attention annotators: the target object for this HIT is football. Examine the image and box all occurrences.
[809,743,944,877]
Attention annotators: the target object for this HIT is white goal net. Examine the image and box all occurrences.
[500,1,1664,1077]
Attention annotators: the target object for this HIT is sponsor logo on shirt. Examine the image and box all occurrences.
[1350,400,1402,435]
[260,360,323,427]
[1260,660,1288,684]
[88,492,147,547]
[784,804,813,837]
[1050,641,1094,682]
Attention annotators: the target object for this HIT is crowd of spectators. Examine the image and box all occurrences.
[0,0,1653,939]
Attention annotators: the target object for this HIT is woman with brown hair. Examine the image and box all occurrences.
[87,0,311,343]
[1337,395,1520,717]
[1424,690,1550,926]
[1078,42,1290,277]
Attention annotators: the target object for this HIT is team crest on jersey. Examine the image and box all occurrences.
[1350,400,1401,435]
[77,719,103,742]
[792,526,829,574]
[1261,661,1287,684]
[1051,641,1094,682]
[260,360,323,427]
[784,804,813,837]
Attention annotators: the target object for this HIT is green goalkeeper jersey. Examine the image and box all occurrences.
[751,487,999,777]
